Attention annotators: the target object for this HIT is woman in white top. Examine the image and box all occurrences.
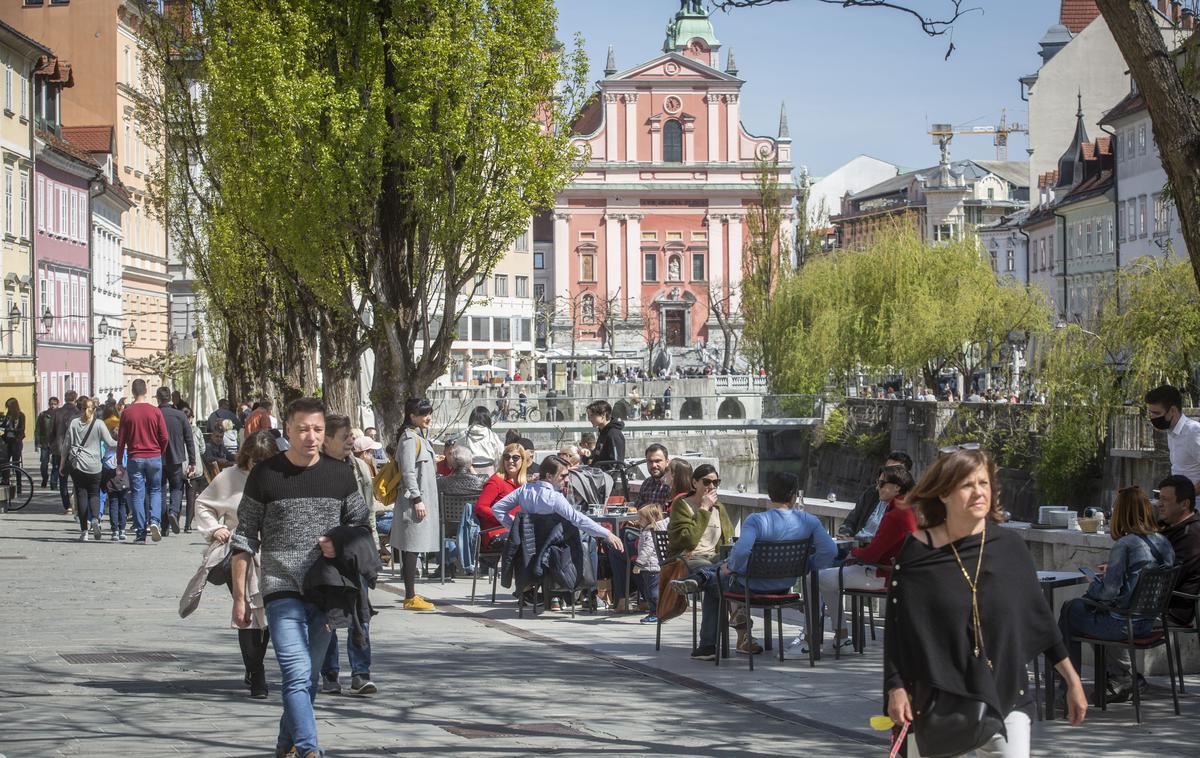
[193,430,279,699]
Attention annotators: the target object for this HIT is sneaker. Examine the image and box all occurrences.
[249,671,268,699]
[321,672,341,695]
[118,530,127,542]
[549,597,563,611]
[1106,675,1149,704]
[78,530,89,542]
[639,614,658,624]
[690,645,716,661]
[670,578,700,596]
[832,635,856,650]
[404,596,435,611]
[736,636,764,655]
[349,674,377,696]
[65,506,74,516]
[132,537,147,545]
[90,519,102,541]
[110,531,120,542]
[149,522,162,542]
[169,513,180,534]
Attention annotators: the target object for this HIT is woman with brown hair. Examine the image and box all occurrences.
[884,448,1086,758]
[662,458,693,510]
[1057,486,1174,700]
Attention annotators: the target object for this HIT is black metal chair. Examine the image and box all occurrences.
[1069,563,1182,723]
[833,563,885,659]
[1166,589,1200,694]
[438,490,480,583]
[653,529,700,651]
[716,539,817,671]
[470,526,506,605]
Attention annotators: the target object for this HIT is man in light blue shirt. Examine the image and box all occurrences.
[493,455,625,554]
[673,471,836,660]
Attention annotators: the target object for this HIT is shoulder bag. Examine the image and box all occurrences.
[62,419,98,478]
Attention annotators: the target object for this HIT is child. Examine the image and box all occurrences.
[632,504,668,625]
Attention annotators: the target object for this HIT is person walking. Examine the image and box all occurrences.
[184,407,207,533]
[885,448,1087,757]
[229,398,369,758]
[156,387,198,536]
[388,397,441,611]
[116,379,168,544]
[63,398,117,542]
[194,430,279,699]
[50,391,81,515]
[34,396,58,488]
[1,398,26,471]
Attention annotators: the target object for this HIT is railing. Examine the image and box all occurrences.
[1109,408,1158,455]
[712,374,768,392]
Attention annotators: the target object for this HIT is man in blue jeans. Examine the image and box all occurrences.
[672,471,837,660]
[231,398,369,758]
[115,379,168,543]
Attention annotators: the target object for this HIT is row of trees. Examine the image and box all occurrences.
[137,0,587,435]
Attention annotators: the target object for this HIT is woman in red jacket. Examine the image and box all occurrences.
[817,465,916,650]
[474,442,528,550]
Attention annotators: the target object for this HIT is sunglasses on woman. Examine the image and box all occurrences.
[701,477,721,487]
[503,454,523,462]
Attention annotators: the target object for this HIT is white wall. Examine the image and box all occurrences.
[807,155,897,227]
[1111,108,1187,264]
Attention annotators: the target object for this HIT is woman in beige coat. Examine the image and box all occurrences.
[193,430,278,699]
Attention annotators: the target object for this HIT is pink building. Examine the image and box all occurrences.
[33,55,96,403]
[550,5,793,372]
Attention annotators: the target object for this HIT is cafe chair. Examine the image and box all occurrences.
[653,529,699,651]
[1166,589,1200,693]
[716,539,817,671]
[1069,564,1182,723]
[470,528,506,605]
[836,566,886,658]
[438,491,480,583]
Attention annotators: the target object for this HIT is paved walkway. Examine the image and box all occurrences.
[0,488,1197,757]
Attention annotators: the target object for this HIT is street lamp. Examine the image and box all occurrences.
[98,315,108,336]
[40,305,52,333]
[128,324,137,344]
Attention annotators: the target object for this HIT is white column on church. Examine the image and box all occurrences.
[706,93,720,162]
[781,210,797,268]
[707,214,724,291]
[553,211,570,309]
[604,93,619,161]
[623,93,639,163]
[683,120,696,164]
[727,213,744,310]
[625,213,643,317]
[604,213,623,298]
[725,93,740,163]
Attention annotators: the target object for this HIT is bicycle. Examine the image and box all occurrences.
[504,406,541,423]
[0,462,35,512]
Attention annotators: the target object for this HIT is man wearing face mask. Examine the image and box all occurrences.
[1145,384,1200,488]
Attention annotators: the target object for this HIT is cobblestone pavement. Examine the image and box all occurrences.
[1,486,1198,757]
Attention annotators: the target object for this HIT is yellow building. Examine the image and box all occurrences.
[0,22,45,415]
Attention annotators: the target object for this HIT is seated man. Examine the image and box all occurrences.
[838,450,913,540]
[493,454,625,611]
[672,471,836,661]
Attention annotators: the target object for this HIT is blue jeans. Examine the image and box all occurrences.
[322,624,371,677]
[266,597,332,755]
[39,446,57,487]
[698,567,789,648]
[127,456,163,538]
[608,527,640,601]
[1058,597,1154,677]
[638,570,660,614]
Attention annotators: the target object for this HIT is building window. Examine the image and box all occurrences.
[666,231,683,241]
[1006,248,1015,272]
[494,274,508,297]
[475,273,487,297]
[933,223,957,242]
[1118,204,1126,242]
[69,190,77,241]
[1126,130,1134,158]
[663,119,683,163]
[515,276,528,298]
[1139,195,1148,237]
[580,253,595,282]
[493,317,511,342]
[3,166,11,236]
[513,231,529,252]
[579,231,595,241]
[692,230,707,241]
[470,316,489,341]
[533,250,544,270]
[1085,219,1093,256]
[533,282,545,303]
[1105,217,1113,252]
[455,317,468,340]
[1154,194,1169,236]
[1127,199,1136,239]
[18,171,27,239]
[4,58,11,112]
[986,187,995,201]
[35,175,43,232]
[641,231,657,241]
[691,253,705,281]
[581,294,595,324]
[519,318,532,342]
[643,253,657,282]
[667,254,682,281]
[1138,125,1147,154]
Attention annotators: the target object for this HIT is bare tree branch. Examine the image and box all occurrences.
[711,0,981,37]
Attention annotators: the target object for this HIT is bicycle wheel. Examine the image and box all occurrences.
[0,464,34,511]
[526,408,541,423]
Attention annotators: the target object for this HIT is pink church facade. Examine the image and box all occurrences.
[548,6,794,367]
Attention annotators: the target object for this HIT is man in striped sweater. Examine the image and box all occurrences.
[230,397,369,758]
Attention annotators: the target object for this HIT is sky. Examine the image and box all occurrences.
[553,0,1063,178]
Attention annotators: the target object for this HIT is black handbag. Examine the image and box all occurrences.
[913,689,1004,758]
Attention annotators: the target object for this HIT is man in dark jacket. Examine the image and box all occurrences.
[157,387,197,536]
[587,400,625,465]
[1159,475,1200,625]
[206,397,241,434]
[49,390,80,513]
[837,450,913,538]
[34,396,58,488]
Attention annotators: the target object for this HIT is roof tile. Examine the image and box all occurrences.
[1060,0,1101,34]
[60,125,113,153]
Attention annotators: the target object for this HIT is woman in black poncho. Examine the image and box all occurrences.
[884,449,1087,757]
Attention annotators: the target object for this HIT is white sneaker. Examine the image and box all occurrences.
[149,523,162,542]
[90,520,102,541]
[78,531,89,542]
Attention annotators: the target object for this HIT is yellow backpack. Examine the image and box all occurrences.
[372,460,403,506]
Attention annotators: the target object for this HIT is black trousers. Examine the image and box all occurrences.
[237,628,271,678]
[71,469,101,531]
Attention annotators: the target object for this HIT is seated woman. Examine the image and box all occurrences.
[474,442,528,551]
[817,465,915,651]
[662,458,693,515]
[1058,485,1174,694]
[667,464,733,568]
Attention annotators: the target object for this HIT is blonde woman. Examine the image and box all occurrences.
[193,430,279,699]
[474,442,528,550]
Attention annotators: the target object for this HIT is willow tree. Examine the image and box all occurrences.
[140,0,587,432]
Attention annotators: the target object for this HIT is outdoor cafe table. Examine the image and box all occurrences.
[1036,569,1091,721]
[593,509,641,613]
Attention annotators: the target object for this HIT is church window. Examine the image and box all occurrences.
[663,119,683,162]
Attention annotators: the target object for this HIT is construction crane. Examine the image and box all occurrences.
[928,109,1028,160]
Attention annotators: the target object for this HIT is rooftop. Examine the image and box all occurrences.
[1060,0,1101,34]
[60,125,114,153]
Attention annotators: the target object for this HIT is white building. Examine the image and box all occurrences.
[806,155,898,229]
[979,208,1031,285]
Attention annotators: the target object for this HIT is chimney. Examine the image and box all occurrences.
[1158,0,1168,14]
[1185,8,1195,29]
[1172,0,1182,23]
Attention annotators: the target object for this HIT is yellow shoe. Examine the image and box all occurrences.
[403,595,434,611]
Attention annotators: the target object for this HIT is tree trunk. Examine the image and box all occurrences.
[1096,1,1200,292]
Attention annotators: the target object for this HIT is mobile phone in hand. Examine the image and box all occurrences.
[1079,566,1101,583]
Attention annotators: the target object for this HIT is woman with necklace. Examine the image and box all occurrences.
[884,449,1087,757]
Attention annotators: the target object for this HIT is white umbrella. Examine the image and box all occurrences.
[469,364,508,374]
[192,342,218,420]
